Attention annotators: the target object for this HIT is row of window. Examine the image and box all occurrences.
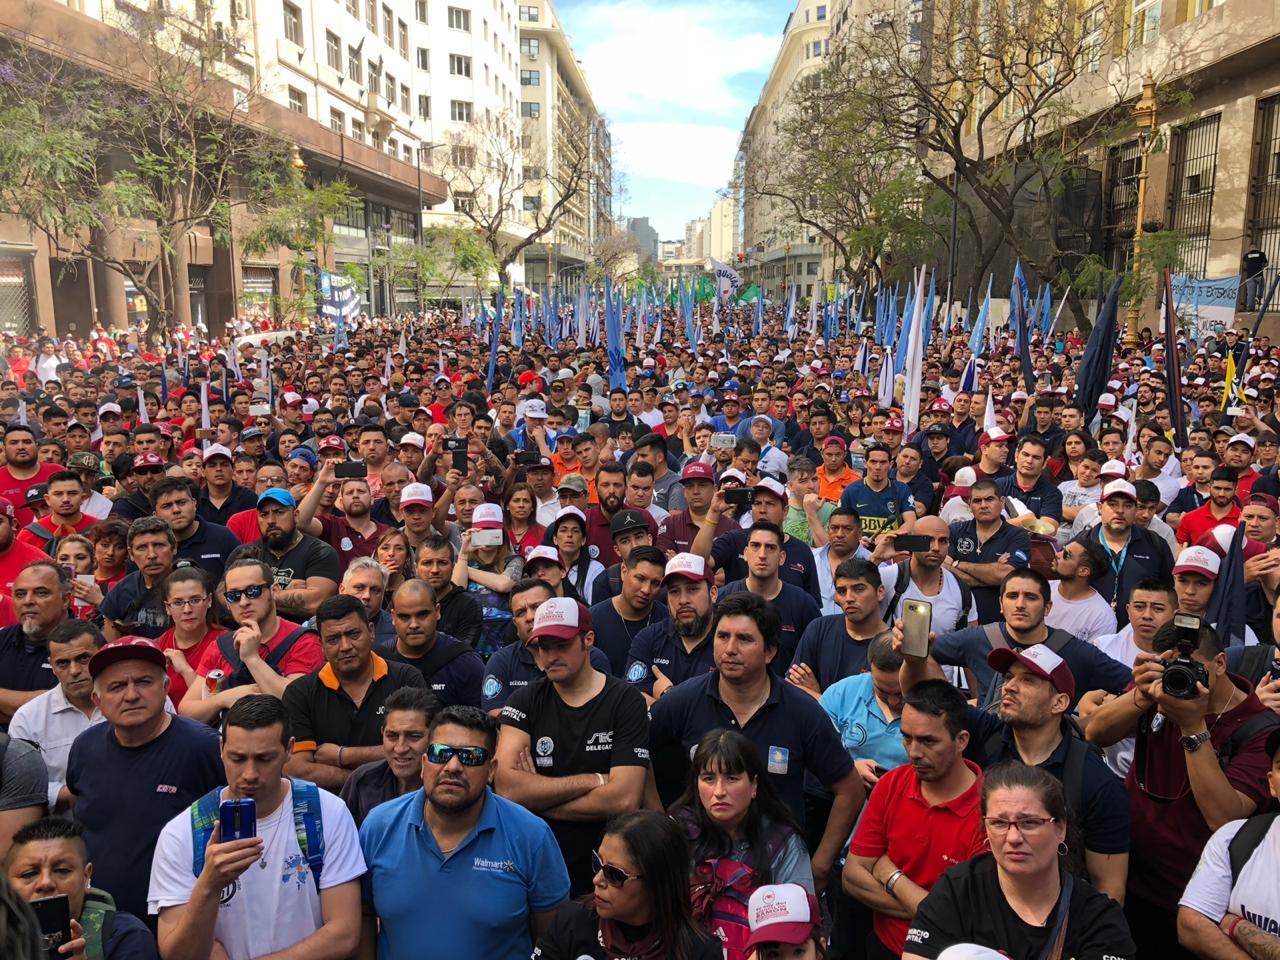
[286,1,481,56]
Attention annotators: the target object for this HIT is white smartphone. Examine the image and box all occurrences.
[901,599,933,658]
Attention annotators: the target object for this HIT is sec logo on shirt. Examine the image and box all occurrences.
[535,736,554,756]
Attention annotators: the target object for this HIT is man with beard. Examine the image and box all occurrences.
[624,553,718,704]
[386,579,482,708]
[583,461,633,567]
[1176,467,1242,546]
[100,517,177,641]
[297,460,389,568]
[240,488,340,620]
[0,496,53,596]
[150,476,240,581]
[0,561,69,721]
[413,533,483,649]
[0,424,61,531]
[359,705,569,960]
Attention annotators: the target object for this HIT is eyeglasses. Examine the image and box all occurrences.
[426,744,491,766]
[224,583,269,603]
[982,816,1056,835]
[165,595,209,609]
[592,850,641,888]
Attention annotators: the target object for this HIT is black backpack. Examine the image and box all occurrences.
[884,560,973,632]
[215,626,314,688]
[1235,645,1276,689]
[979,624,1075,710]
[1228,812,1280,884]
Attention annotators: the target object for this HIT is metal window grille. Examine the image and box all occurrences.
[1103,139,1140,273]
[1247,95,1280,311]
[0,257,35,337]
[1167,113,1221,279]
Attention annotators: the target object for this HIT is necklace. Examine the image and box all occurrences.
[256,795,290,870]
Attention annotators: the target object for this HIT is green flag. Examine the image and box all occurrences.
[735,283,761,304]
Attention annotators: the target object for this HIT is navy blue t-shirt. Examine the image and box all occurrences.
[718,580,820,673]
[588,599,670,677]
[0,625,57,694]
[947,519,1031,623]
[839,479,917,536]
[386,632,485,708]
[66,716,223,920]
[176,520,242,580]
[711,530,821,604]
[1080,526,1173,626]
[792,614,875,691]
[480,640,613,712]
[624,620,715,695]
[648,670,854,822]
[99,571,169,639]
[1166,484,1207,517]
[996,473,1064,522]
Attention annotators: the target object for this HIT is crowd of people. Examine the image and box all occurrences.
[0,305,1277,960]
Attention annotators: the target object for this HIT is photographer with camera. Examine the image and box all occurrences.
[1087,618,1277,959]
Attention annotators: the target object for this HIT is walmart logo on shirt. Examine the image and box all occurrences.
[473,856,516,874]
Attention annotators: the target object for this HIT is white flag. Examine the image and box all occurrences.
[902,270,927,435]
[707,258,743,298]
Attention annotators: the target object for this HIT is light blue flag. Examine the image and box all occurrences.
[1039,286,1054,338]
[969,275,992,354]
[604,283,627,391]
[485,287,503,391]
[754,291,763,336]
[922,271,936,346]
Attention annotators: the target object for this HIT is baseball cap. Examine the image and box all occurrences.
[557,474,588,495]
[742,883,823,950]
[987,643,1076,703]
[201,444,233,462]
[398,432,425,449]
[97,402,122,417]
[525,455,554,471]
[88,636,167,680]
[471,502,504,530]
[68,451,101,471]
[523,399,548,419]
[241,427,265,441]
[399,482,434,508]
[529,597,593,642]
[1247,493,1280,515]
[1097,393,1117,409]
[1100,479,1137,502]
[551,505,587,527]
[924,423,951,438]
[132,452,165,470]
[882,416,904,434]
[663,552,714,585]
[287,447,318,468]
[754,477,788,502]
[823,435,848,450]
[524,545,566,572]
[719,468,748,485]
[680,462,716,483]
[1010,389,1029,402]
[282,391,304,408]
[978,428,1011,447]
[1174,545,1221,580]
[0,496,14,521]
[256,488,296,510]
[609,509,650,538]
[318,435,347,452]
[1228,433,1257,450]
[1100,459,1128,480]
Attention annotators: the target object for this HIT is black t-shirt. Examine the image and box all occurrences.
[100,571,169,638]
[437,584,483,650]
[281,655,428,749]
[499,675,650,895]
[532,900,723,960]
[906,854,1136,960]
[587,599,670,676]
[261,533,341,587]
[385,633,484,708]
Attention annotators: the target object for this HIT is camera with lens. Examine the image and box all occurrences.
[1163,614,1210,700]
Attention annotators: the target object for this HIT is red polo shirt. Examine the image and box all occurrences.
[850,760,986,953]
[1175,501,1241,546]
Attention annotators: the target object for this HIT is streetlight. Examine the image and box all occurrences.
[1125,78,1159,350]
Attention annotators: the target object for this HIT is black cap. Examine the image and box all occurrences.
[924,423,951,437]
[609,509,650,538]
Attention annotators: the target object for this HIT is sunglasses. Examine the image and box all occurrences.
[426,744,490,766]
[134,466,163,476]
[224,582,269,603]
[592,850,641,888]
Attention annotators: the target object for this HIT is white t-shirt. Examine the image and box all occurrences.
[1090,626,1142,777]
[638,408,664,428]
[148,782,366,960]
[878,563,974,634]
[1046,582,1117,644]
[1136,470,1181,507]
[1180,817,1280,930]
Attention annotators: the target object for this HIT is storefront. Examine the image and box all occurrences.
[240,266,278,311]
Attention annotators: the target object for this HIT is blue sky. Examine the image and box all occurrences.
[554,0,783,240]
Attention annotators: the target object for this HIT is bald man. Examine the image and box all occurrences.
[870,515,975,634]
[383,579,484,708]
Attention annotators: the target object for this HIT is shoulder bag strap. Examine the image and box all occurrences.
[1037,873,1073,960]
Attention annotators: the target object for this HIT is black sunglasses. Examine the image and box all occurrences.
[224,583,269,603]
[592,850,641,888]
[426,744,490,766]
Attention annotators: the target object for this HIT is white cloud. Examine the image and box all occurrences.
[611,121,741,189]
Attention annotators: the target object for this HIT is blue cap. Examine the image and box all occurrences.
[840,391,850,403]
[724,379,741,391]
[552,426,577,443]
[832,370,847,380]
[257,488,296,509]
[288,447,318,467]
[673,380,687,390]
[702,389,716,399]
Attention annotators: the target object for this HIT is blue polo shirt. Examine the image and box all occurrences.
[839,479,917,536]
[176,520,242,579]
[588,599,670,677]
[792,615,876,691]
[711,530,821,605]
[648,670,853,822]
[480,641,612,712]
[947,519,1030,623]
[0,625,56,695]
[930,624,1133,710]
[718,581,820,672]
[360,787,569,960]
[820,673,907,773]
[624,620,715,695]
[1080,525,1173,626]
[996,473,1064,522]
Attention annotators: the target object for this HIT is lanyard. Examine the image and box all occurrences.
[1097,534,1130,608]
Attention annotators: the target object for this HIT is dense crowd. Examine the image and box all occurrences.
[0,304,1275,960]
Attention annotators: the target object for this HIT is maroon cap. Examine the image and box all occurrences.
[987,645,1075,703]
[318,435,347,452]
[89,636,167,679]
[882,416,905,434]
[680,462,715,483]
[132,452,165,470]
[822,435,848,450]
[529,597,594,641]
[1247,493,1280,516]
[0,497,14,521]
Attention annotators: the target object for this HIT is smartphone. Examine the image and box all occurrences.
[334,461,368,479]
[711,432,737,449]
[30,894,71,958]
[444,437,467,452]
[219,798,256,841]
[724,487,754,507]
[452,450,469,472]
[249,403,271,417]
[472,528,504,548]
[1174,613,1202,647]
[901,599,933,658]
[893,534,932,553]
[516,451,543,466]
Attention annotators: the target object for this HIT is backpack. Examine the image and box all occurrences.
[1228,812,1280,884]
[215,626,314,689]
[983,723,1096,825]
[1236,645,1276,689]
[20,522,59,557]
[884,560,973,632]
[79,888,118,960]
[190,778,325,891]
[979,623,1076,710]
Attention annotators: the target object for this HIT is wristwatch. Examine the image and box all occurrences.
[1180,730,1212,753]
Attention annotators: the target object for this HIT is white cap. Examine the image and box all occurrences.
[398,431,425,449]
[1011,390,1029,401]
[1097,393,1117,408]
[529,596,591,641]
[743,883,821,950]
[1228,433,1257,449]
[719,468,748,485]
[523,399,548,419]
[1101,479,1137,501]
[201,443,233,462]
[663,553,713,585]
[471,502,504,529]
[754,477,788,501]
[1112,406,1132,423]
[524,545,565,570]
[282,391,303,406]
[952,466,978,487]
[1174,545,1220,580]
[552,505,587,525]
[97,402,122,416]
[302,398,320,415]
[399,482,434,508]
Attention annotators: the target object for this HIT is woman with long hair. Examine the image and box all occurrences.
[542,506,604,604]
[452,503,523,658]
[54,535,100,623]
[902,762,1134,960]
[374,528,414,603]
[81,518,129,607]
[1049,429,1098,482]
[532,810,722,960]
[155,566,223,707]
[504,482,544,560]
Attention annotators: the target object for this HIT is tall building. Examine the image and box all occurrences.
[684,218,709,261]
[627,217,660,262]
[707,196,740,263]
[737,0,830,303]
[0,0,450,334]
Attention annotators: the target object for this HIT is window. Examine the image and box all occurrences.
[1129,0,1160,47]
[347,46,362,83]
[415,0,427,21]
[450,99,473,121]
[520,101,540,118]
[523,196,541,210]
[385,72,395,102]
[398,21,408,58]
[418,94,430,118]
[287,86,306,113]
[417,48,430,70]
[449,54,472,76]
[813,40,823,56]
[282,1,302,44]
[447,6,470,29]
[351,117,365,141]
[382,4,393,42]
[371,130,382,150]
[816,3,826,17]
[365,0,375,30]
[403,145,413,162]
[1078,4,1104,72]
[369,62,381,94]
[520,37,539,56]
[325,31,341,70]
[345,0,357,16]
[400,84,410,112]
[387,137,397,156]
[520,69,539,85]
[334,200,367,237]
[329,107,344,132]
[454,191,475,213]
[452,144,476,165]
[518,3,537,19]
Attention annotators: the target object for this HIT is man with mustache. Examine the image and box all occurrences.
[242,488,340,621]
